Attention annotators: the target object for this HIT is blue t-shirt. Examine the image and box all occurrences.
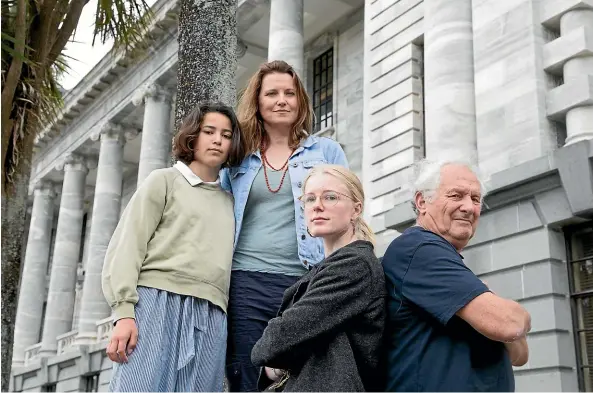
[382,226,514,392]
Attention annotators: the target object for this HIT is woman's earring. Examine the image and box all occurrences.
[306,227,314,237]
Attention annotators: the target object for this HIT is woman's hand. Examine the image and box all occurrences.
[106,318,138,363]
[265,367,284,382]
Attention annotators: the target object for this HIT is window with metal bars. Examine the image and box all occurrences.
[85,373,100,392]
[566,222,593,392]
[42,383,56,392]
[312,48,334,132]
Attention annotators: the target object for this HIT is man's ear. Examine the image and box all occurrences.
[414,191,427,214]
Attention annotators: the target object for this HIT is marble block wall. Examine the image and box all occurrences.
[472,0,558,178]
[337,15,365,180]
[302,8,365,180]
[363,0,425,255]
[462,187,578,391]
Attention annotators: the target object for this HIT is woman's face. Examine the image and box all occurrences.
[302,173,361,239]
[193,112,233,168]
[258,72,299,128]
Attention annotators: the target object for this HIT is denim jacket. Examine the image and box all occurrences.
[220,135,348,269]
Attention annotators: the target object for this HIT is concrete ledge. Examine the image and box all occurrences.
[543,25,593,75]
[546,75,593,120]
[384,199,416,233]
[540,0,593,30]
[556,139,593,217]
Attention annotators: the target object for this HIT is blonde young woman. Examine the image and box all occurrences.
[220,60,348,392]
[251,164,386,392]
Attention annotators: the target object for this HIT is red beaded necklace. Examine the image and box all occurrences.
[261,143,294,193]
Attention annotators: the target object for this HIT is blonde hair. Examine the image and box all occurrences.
[302,164,375,246]
[237,60,313,155]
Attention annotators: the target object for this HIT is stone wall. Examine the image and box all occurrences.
[363,0,425,255]
[336,13,365,180]
[462,165,580,391]
[472,0,559,178]
[302,8,365,179]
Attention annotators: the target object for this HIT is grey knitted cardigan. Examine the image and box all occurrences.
[251,240,387,392]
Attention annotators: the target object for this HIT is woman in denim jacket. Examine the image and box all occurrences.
[220,60,348,392]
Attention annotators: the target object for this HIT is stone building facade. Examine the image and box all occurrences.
[9,0,593,391]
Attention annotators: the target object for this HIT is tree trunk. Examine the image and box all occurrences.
[1,143,33,392]
[175,0,238,129]
[176,2,237,390]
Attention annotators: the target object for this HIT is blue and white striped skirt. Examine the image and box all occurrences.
[109,286,227,392]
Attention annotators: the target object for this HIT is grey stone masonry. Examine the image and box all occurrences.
[363,0,424,255]
[558,8,593,145]
[39,154,90,356]
[472,0,558,178]
[76,123,135,343]
[133,83,173,186]
[12,181,56,366]
[424,0,477,163]
[268,0,304,77]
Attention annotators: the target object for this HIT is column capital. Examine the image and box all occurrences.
[55,153,97,173]
[33,180,57,198]
[91,122,122,142]
[124,128,141,141]
[91,121,142,143]
[132,83,173,106]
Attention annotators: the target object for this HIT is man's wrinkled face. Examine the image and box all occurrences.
[416,164,482,250]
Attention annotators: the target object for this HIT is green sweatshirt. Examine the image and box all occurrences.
[102,167,235,321]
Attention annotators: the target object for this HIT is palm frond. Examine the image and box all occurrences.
[93,0,153,54]
[1,32,35,65]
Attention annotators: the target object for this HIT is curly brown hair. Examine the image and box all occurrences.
[172,102,245,168]
[237,60,313,155]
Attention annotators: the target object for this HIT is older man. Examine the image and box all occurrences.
[382,160,530,392]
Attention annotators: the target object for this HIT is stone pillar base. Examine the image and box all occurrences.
[75,332,98,346]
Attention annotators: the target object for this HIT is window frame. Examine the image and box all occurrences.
[565,221,593,392]
[311,47,335,133]
[84,373,100,392]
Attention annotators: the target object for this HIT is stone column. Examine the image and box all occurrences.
[424,0,477,163]
[39,154,90,356]
[268,0,304,77]
[75,123,138,343]
[132,83,173,186]
[561,9,593,145]
[12,181,56,365]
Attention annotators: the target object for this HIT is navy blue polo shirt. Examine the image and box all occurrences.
[382,226,514,392]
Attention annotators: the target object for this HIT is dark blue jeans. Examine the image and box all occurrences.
[226,270,300,392]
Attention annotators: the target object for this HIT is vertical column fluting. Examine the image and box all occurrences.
[12,181,56,365]
[132,83,173,186]
[561,9,593,145]
[75,123,137,343]
[268,0,304,77]
[39,154,89,356]
[424,0,477,162]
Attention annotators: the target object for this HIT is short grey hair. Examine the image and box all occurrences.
[410,159,488,215]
